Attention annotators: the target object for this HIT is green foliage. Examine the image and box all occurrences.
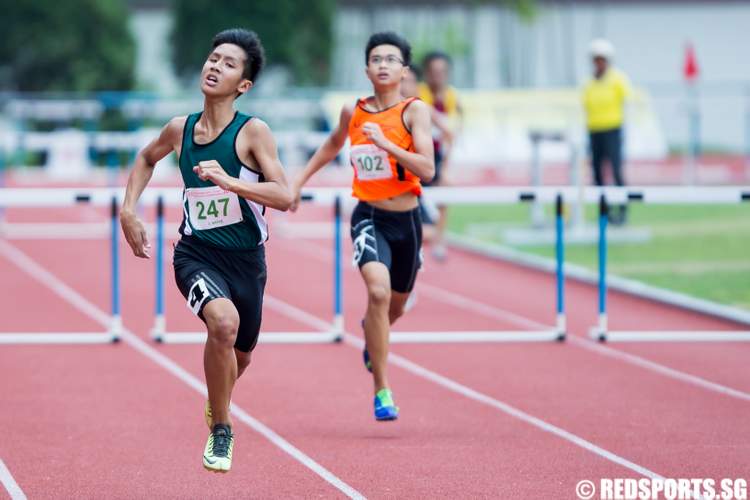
[171,0,334,85]
[506,0,538,22]
[472,0,538,22]
[411,21,472,68]
[0,0,135,92]
[408,0,537,70]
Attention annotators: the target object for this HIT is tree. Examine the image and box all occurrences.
[470,0,537,21]
[0,0,135,92]
[171,0,334,86]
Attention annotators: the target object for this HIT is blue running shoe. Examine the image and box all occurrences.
[374,388,399,421]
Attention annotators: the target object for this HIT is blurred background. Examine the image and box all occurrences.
[1,0,748,311]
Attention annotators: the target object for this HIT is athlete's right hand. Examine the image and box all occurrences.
[120,210,151,258]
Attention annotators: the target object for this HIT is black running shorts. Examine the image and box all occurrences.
[350,201,422,294]
[173,235,267,352]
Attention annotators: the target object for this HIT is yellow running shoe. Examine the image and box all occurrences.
[204,400,212,430]
[203,424,233,473]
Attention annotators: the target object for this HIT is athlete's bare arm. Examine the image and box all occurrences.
[363,99,434,182]
[290,104,354,211]
[121,116,185,258]
[193,118,292,211]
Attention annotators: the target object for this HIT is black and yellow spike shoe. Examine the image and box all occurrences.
[203,423,234,473]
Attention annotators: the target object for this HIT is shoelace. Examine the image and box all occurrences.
[212,431,232,457]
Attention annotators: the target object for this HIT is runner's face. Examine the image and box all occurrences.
[366,44,406,88]
[201,43,252,97]
[425,58,450,89]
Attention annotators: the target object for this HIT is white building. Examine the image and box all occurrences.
[128,0,750,152]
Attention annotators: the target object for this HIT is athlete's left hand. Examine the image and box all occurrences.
[362,122,392,150]
[193,160,234,190]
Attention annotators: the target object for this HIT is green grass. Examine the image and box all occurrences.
[447,203,750,310]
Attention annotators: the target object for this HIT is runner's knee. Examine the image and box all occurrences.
[367,283,391,308]
[205,307,239,347]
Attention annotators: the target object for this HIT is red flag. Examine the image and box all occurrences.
[683,42,699,81]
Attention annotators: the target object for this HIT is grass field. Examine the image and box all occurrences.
[447,202,750,311]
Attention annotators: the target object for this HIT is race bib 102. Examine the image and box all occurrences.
[350,144,392,181]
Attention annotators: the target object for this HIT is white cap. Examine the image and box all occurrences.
[589,39,615,59]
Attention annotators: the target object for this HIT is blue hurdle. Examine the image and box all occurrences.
[591,190,750,342]
[150,193,344,345]
[0,192,121,344]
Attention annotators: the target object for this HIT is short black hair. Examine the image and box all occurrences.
[365,32,411,67]
[406,64,422,80]
[212,28,265,82]
[422,51,452,70]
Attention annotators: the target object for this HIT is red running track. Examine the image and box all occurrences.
[1,214,749,498]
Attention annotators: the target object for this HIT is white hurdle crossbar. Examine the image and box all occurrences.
[589,187,750,342]
[5,186,746,345]
[389,188,568,343]
[150,192,344,345]
[146,186,571,344]
[0,189,122,345]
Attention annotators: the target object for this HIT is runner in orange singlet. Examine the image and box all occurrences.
[291,32,434,421]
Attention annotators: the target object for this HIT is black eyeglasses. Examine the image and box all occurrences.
[369,55,404,66]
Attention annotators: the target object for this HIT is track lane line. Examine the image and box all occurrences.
[228,243,669,478]
[0,240,365,500]
[295,238,750,403]
[0,458,26,500]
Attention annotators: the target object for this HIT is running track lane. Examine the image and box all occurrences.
[3,239,661,498]
[293,235,750,393]
[278,236,750,477]
[0,240,362,499]
[2,236,748,498]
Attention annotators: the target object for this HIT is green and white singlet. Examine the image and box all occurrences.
[178,111,267,250]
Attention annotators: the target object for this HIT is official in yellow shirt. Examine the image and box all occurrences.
[582,39,632,224]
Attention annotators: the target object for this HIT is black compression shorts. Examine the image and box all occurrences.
[350,201,422,293]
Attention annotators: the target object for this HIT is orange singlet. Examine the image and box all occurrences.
[348,97,422,201]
